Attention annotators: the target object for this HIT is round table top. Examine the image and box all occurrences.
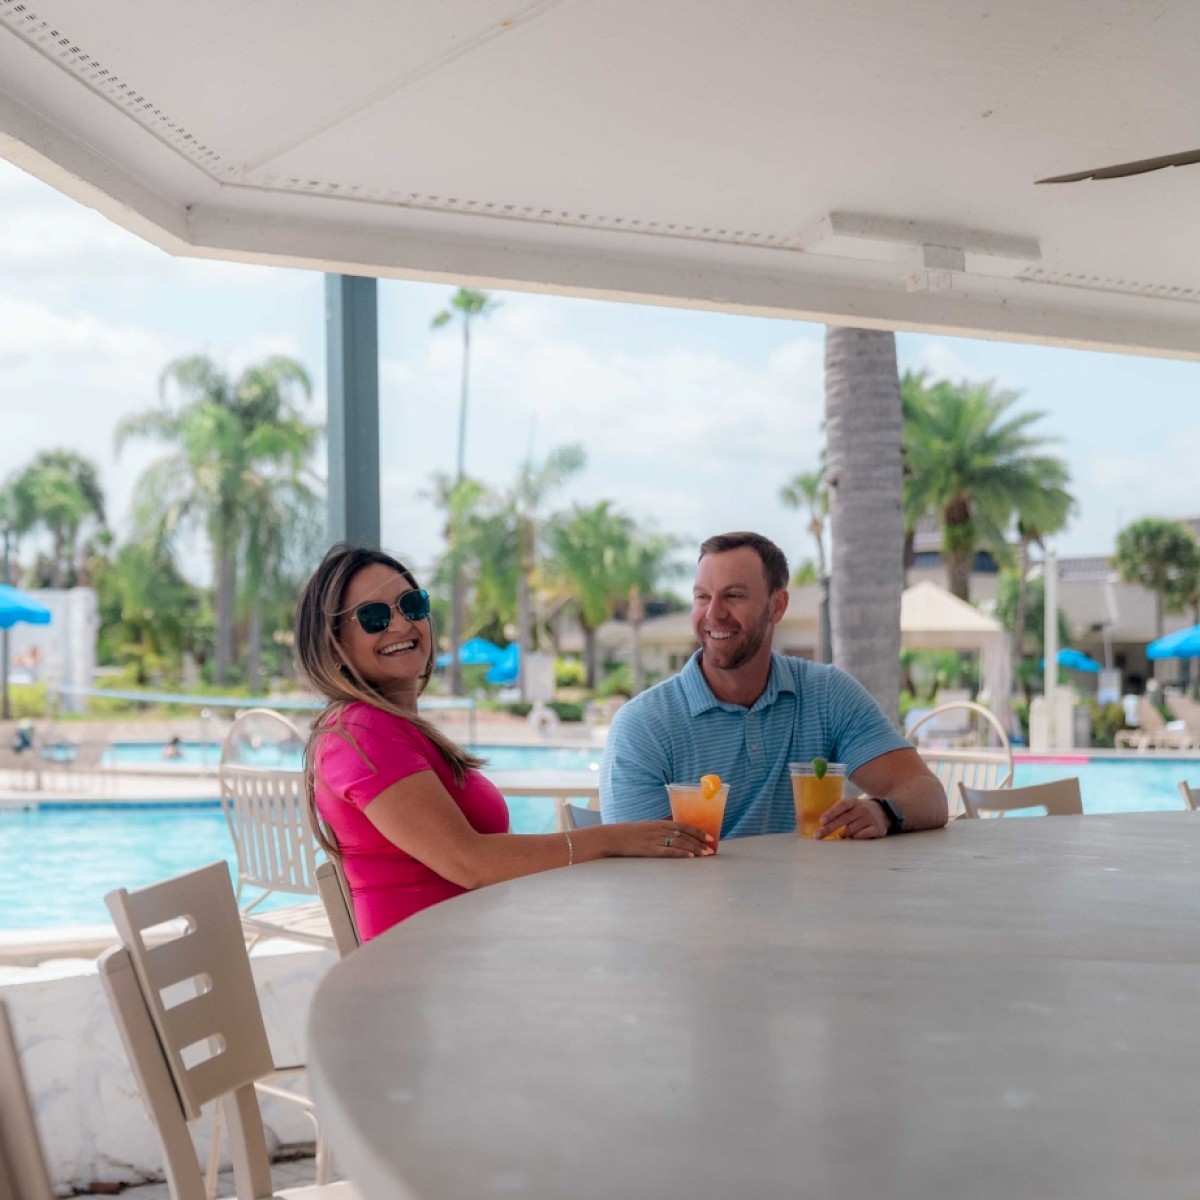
[309,812,1200,1200]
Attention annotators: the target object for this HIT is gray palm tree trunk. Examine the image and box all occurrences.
[246,600,263,693]
[824,327,904,728]
[1013,538,1032,682]
[582,623,598,690]
[627,585,646,695]
[447,319,472,697]
[214,524,237,685]
[447,566,466,696]
[516,532,533,700]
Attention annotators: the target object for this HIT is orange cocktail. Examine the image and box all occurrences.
[666,780,728,852]
[789,762,846,838]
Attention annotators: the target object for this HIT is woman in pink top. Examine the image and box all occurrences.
[295,544,713,940]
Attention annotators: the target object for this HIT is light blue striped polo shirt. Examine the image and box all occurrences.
[600,651,910,838]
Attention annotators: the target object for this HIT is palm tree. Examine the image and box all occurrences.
[779,468,827,578]
[1169,551,1200,697]
[618,531,683,694]
[93,541,198,684]
[1010,478,1074,682]
[903,379,1071,602]
[548,501,636,687]
[506,444,585,699]
[824,326,904,726]
[1113,518,1200,643]
[7,450,107,587]
[240,471,324,692]
[116,355,317,684]
[431,287,501,692]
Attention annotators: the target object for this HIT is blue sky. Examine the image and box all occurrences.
[2,157,1198,588]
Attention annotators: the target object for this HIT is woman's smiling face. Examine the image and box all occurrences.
[338,562,431,695]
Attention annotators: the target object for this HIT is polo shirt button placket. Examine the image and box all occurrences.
[746,711,763,766]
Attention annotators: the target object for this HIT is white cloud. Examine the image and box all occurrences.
[373,308,827,578]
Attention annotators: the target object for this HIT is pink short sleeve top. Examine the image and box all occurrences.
[314,701,509,940]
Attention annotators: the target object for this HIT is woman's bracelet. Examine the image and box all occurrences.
[564,829,574,867]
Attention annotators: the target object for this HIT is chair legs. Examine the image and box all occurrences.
[204,1074,330,1197]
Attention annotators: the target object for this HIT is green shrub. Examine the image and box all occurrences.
[554,658,587,688]
[1089,700,1129,749]
[548,701,585,723]
[1011,699,1031,743]
[597,664,634,698]
[503,701,533,718]
[7,683,48,720]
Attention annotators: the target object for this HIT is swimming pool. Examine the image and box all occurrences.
[101,741,601,772]
[3,755,1195,932]
[0,791,572,932]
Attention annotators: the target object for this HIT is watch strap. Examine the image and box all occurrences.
[875,798,903,835]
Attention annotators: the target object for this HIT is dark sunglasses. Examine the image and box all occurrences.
[347,589,431,634]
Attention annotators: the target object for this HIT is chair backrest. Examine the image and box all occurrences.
[1136,695,1166,733]
[959,777,1083,819]
[101,861,278,1200]
[563,803,603,830]
[219,708,318,900]
[1178,780,1199,812]
[104,862,277,1120]
[908,701,1013,817]
[316,860,360,958]
[0,1001,55,1200]
[1168,694,1200,737]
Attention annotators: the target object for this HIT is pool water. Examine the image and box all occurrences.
[0,792,569,932]
[1013,757,1195,815]
[102,741,601,772]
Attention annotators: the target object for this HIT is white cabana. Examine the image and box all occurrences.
[901,580,1012,734]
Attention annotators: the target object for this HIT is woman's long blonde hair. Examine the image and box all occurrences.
[294,543,485,856]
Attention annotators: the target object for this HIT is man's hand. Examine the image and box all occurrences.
[816,797,889,840]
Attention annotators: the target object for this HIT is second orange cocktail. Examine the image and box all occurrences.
[789,762,846,838]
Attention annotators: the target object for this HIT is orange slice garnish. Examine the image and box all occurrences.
[700,773,722,801]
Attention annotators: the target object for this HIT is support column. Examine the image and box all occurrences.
[325,275,381,547]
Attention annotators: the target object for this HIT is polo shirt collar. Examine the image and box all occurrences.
[679,650,798,716]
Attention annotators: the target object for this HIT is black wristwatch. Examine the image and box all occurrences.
[874,798,904,836]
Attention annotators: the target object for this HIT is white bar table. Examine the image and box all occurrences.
[309,813,1200,1200]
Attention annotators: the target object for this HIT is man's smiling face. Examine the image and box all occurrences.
[691,547,786,674]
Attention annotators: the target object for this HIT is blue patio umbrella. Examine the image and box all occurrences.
[435,636,505,669]
[0,584,51,630]
[1041,647,1102,672]
[485,642,520,686]
[1,584,51,720]
[1146,624,1200,660]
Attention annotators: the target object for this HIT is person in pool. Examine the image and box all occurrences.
[294,543,713,941]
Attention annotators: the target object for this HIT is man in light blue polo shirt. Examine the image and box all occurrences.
[601,532,947,839]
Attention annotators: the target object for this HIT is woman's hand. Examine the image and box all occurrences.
[600,820,715,858]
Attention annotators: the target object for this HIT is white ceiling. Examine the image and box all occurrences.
[3,0,1200,355]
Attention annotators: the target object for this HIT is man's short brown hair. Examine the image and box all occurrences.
[698,532,789,593]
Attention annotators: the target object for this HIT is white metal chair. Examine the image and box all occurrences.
[218,708,332,948]
[562,802,603,830]
[959,777,1083,819]
[101,862,352,1200]
[908,701,1014,818]
[1178,780,1199,812]
[0,1000,55,1200]
[315,860,360,958]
